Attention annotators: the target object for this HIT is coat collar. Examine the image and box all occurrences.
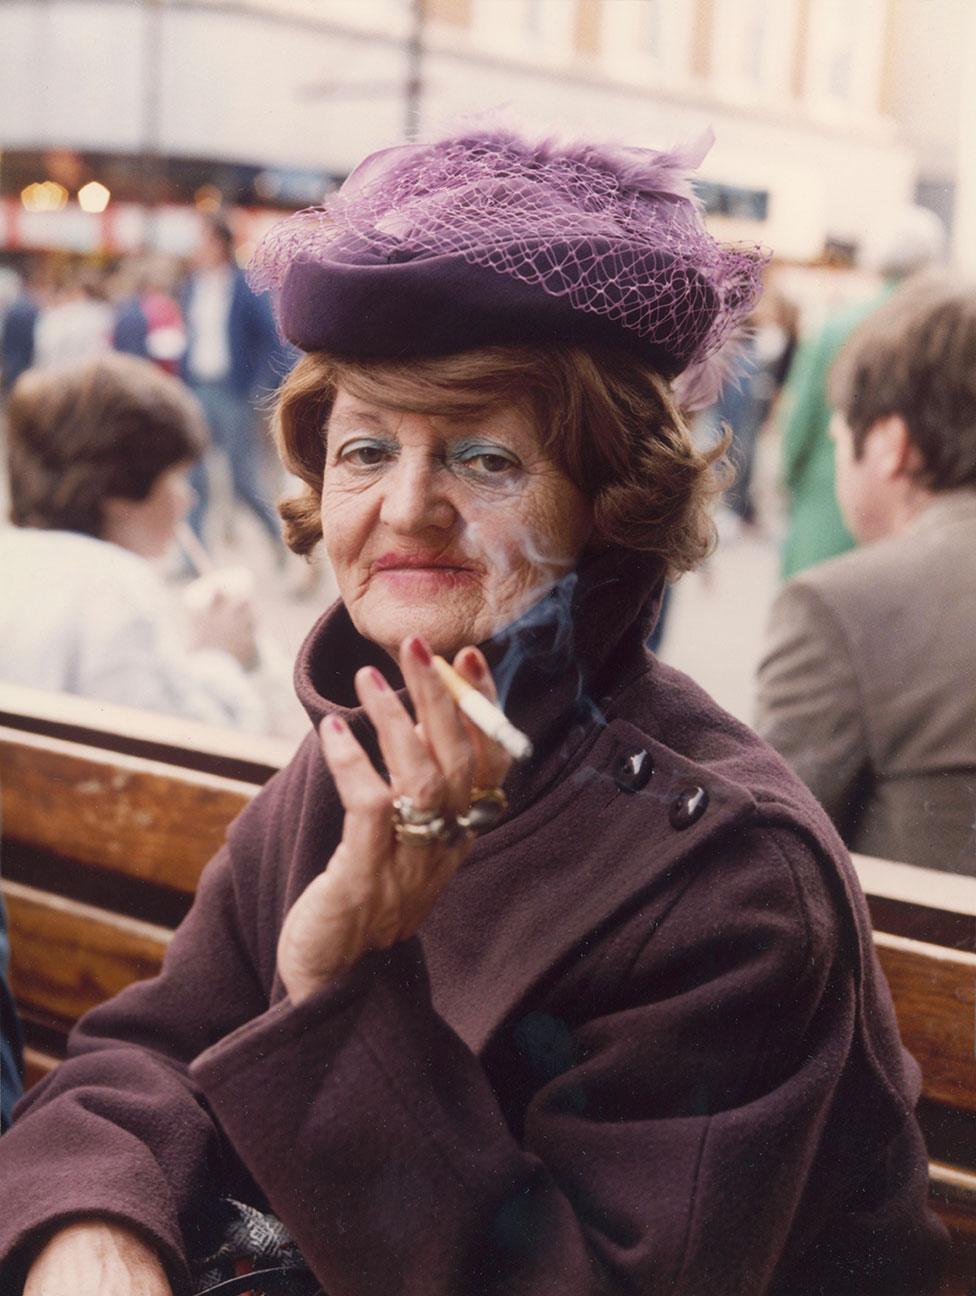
[905,488,976,538]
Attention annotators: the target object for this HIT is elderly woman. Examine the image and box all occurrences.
[1,128,943,1296]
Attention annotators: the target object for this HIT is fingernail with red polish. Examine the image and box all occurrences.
[368,666,389,691]
[327,714,347,735]
[464,650,485,682]
[410,636,432,666]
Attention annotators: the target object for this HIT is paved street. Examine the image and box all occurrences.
[659,526,779,727]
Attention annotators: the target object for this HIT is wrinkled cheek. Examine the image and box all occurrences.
[479,561,553,629]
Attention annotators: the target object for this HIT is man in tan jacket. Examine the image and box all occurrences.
[756,276,976,875]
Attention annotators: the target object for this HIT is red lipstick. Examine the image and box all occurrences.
[373,551,473,572]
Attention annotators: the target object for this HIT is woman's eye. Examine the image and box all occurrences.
[457,451,518,476]
[340,442,392,468]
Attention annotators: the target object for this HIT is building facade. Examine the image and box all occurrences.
[0,0,957,263]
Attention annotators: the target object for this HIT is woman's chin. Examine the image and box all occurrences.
[355,603,488,662]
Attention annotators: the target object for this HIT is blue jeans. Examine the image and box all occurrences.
[0,896,23,1131]
[188,380,282,548]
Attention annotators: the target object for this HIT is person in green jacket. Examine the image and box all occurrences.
[778,205,945,580]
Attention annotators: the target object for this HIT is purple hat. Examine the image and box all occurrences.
[249,126,768,406]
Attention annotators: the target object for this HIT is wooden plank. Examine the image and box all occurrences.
[0,681,294,783]
[853,854,976,918]
[2,880,170,1028]
[854,854,976,952]
[931,1159,976,1211]
[875,932,976,1113]
[0,727,258,894]
[23,1045,59,1089]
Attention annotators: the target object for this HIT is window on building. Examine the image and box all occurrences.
[636,0,663,58]
[248,0,412,29]
[600,0,693,85]
[805,0,885,117]
[696,180,769,222]
[471,0,573,61]
[710,0,798,101]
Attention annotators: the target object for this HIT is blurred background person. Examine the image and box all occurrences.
[0,259,48,395]
[776,204,946,580]
[181,214,289,560]
[0,353,268,731]
[112,253,186,376]
[756,276,976,875]
[710,281,798,538]
[32,265,112,370]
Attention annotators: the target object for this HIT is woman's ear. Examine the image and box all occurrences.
[100,495,141,551]
[99,495,128,534]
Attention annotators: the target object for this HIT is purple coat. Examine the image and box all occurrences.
[0,550,946,1294]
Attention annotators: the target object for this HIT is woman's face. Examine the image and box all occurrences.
[320,384,594,660]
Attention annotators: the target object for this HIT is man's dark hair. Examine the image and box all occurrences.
[204,214,236,260]
[829,274,976,490]
[6,353,207,538]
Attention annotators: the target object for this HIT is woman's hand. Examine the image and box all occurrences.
[23,1220,172,1295]
[277,637,511,1004]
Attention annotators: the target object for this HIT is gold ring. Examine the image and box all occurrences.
[458,786,508,832]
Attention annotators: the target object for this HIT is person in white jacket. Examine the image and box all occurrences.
[0,353,267,731]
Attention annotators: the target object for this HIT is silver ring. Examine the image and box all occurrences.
[392,795,442,826]
[392,796,469,849]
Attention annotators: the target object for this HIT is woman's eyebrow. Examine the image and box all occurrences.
[327,410,391,436]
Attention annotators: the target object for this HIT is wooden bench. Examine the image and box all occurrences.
[0,683,292,1082]
[852,853,976,1293]
[1,683,974,1289]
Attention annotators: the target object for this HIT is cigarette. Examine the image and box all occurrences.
[431,656,533,762]
[176,521,215,576]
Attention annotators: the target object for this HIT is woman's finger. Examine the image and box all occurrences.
[399,636,475,814]
[318,715,396,864]
[352,662,450,813]
[451,646,512,793]
[452,645,498,702]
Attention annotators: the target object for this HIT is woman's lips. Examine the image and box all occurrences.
[371,555,478,587]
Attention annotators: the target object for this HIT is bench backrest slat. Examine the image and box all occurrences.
[2,878,171,1030]
[874,931,976,1114]
[1,726,259,894]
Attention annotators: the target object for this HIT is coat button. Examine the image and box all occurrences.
[670,785,709,829]
[613,749,653,792]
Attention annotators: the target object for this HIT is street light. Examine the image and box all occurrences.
[78,181,111,213]
[21,182,68,212]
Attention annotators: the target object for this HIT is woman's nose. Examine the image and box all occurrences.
[379,457,456,534]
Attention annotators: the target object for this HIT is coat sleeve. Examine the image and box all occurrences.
[0,845,269,1291]
[189,822,884,1296]
[755,579,870,839]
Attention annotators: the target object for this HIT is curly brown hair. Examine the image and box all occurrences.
[274,344,728,578]
[6,353,207,539]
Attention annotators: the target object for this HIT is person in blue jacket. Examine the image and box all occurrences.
[0,261,45,394]
[180,215,293,554]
